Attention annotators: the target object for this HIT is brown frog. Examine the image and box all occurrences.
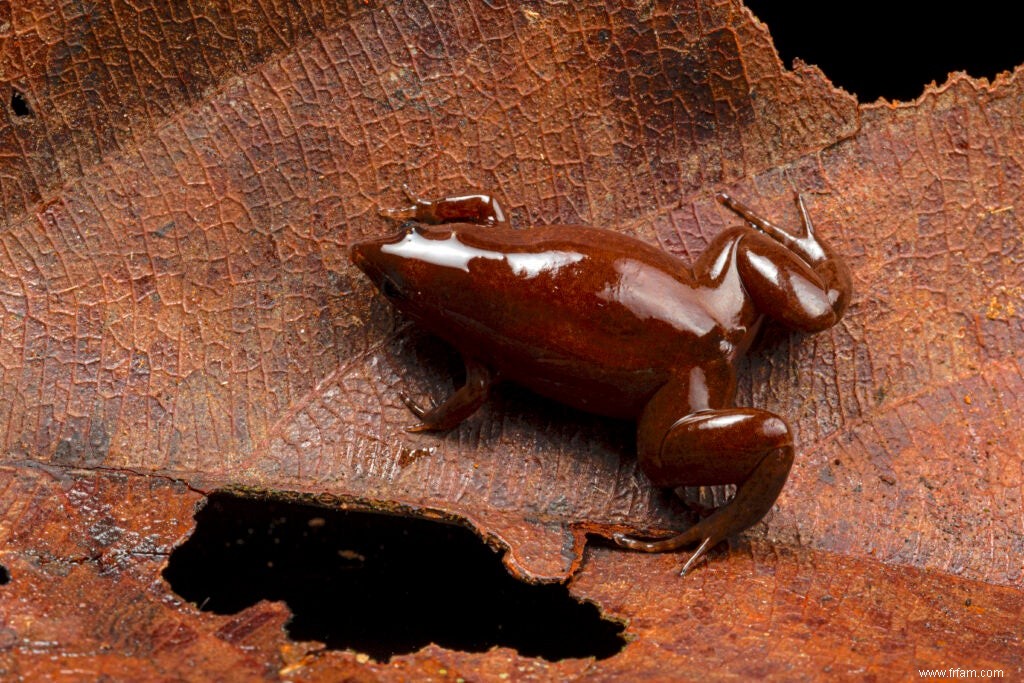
[350,188,851,574]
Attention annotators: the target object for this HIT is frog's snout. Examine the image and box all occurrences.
[349,240,386,292]
[350,236,393,277]
[350,238,409,303]
[350,224,410,273]
[349,240,371,271]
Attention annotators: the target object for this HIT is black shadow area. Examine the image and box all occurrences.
[162,493,625,662]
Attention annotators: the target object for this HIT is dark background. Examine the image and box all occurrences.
[743,0,1024,102]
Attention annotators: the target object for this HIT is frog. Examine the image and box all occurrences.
[349,187,851,575]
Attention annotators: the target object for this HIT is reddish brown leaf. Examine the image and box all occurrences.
[0,468,1019,680]
[0,0,1020,678]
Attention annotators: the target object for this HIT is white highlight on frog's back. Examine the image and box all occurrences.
[506,251,584,277]
[599,259,717,337]
[381,231,584,279]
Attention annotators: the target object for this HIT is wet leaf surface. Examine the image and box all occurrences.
[0,0,1021,678]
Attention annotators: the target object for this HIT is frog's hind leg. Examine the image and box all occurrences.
[401,356,494,432]
[381,184,509,227]
[615,385,794,575]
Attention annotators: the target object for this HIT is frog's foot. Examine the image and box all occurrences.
[613,528,718,576]
[717,191,809,247]
[399,392,433,420]
[616,436,792,576]
[380,185,509,227]
[379,183,427,222]
[400,356,494,432]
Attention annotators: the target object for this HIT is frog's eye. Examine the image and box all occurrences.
[380,275,406,301]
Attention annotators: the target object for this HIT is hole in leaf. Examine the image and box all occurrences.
[163,493,626,662]
[9,89,32,117]
[744,0,1024,102]
[0,565,9,584]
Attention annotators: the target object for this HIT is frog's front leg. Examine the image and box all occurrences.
[381,184,509,227]
[615,379,793,575]
[401,356,494,432]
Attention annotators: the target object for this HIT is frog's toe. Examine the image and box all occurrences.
[380,184,429,221]
[613,530,721,576]
[398,182,420,203]
[400,394,453,432]
[612,532,669,552]
[379,204,419,221]
[612,528,700,552]
[679,537,715,576]
[399,392,432,419]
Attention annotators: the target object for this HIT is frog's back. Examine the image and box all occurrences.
[382,223,726,417]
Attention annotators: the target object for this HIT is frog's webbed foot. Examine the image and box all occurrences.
[400,356,494,432]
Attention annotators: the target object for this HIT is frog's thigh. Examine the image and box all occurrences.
[736,230,837,332]
[637,382,792,487]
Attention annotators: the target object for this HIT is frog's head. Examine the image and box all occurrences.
[351,223,478,310]
[350,225,417,303]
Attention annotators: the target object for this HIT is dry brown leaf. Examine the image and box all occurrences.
[0,0,1020,678]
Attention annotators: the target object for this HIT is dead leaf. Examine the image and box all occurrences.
[0,0,1020,678]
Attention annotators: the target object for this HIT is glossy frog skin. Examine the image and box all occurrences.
[350,188,851,574]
